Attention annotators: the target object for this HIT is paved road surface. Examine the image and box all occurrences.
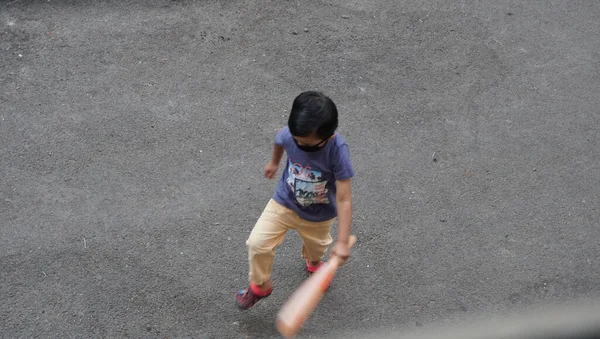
[2,1,599,338]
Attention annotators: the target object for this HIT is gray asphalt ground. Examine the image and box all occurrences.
[1,1,599,338]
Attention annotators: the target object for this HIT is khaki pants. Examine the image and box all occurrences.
[246,199,335,285]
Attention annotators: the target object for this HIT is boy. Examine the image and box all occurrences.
[235,91,355,310]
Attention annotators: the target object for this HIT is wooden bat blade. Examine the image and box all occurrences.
[276,263,335,337]
[276,235,357,337]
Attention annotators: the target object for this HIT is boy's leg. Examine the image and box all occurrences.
[236,199,296,310]
[246,199,292,289]
[296,218,335,268]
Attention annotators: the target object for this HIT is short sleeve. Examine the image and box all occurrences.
[332,143,354,181]
[274,127,287,146]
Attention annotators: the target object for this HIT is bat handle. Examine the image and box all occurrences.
[347,234,358,248]
[328,235,358,267]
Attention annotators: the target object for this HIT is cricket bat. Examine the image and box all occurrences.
[276,235,357,337]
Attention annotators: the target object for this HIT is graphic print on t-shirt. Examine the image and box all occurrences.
[286,160,329,207]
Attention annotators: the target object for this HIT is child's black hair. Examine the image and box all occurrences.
[288,91,339,139]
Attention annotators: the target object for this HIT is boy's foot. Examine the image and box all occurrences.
[306,260,325,276]
[235,283,272,310]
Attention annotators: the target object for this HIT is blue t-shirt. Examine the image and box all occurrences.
[272,127,354,222]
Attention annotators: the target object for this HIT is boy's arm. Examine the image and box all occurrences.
[265,144,285,179]
[270,144,284,164]
[332,178,352,260]
[271,127,285,164]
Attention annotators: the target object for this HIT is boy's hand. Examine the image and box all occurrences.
[331,241,350,264]
[264,161,279,179]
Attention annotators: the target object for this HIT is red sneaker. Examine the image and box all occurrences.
[235,283,272,310]
[306,259,324,276]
